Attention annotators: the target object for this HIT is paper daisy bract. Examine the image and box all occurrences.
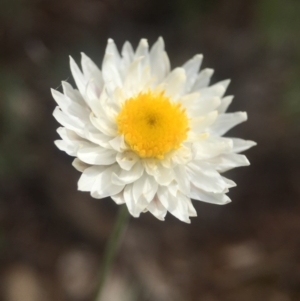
[52,37,256,223]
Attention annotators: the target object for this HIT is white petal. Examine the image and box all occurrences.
[218,95,233,114]
[134,38,149,67]
[162,68,186,99]
[187,132,210,143]
[83,123,112,148]
[200,79,230,97]
[116,151,139,171]
[182,54,203,93]
[230,138,257,153]
[191,68,214,91]
[160,152,173,169]
[180,92,199,108]
[51,89,89,121]
[143,158,159,177]
[198,84,226,99]
[147,197,167,221]
[77,145,116,165]
[83,87,108,120]
[154,165,174,186]
[207,153,250,172]
[53,107,85,134]
[186,197,197,217]
[119,42,134,80]
[173,193,191,223]
[121,41,134,72]
[55,127,88,156]
[193,137,233,160]
[187,97,221,117]
[111,192,126,205]
[101,100,119,123]
[111,161,144,185]
[173,165,190,195]
[215,79,231,91]
[122,41,134,57]
[57,127,83,141]
[149,37,170,83]
[69,56,86,96]
[83,78,103,102]
[81,53,103,98]
[109,135,127,152]
[157,186,190,223]
[91,165,124,199]
[167,181,179,196]
[187,162,228,193]
[123,185,136,216]
[81,53,103,85]
[78,165,106,191]
[54,140,76,156]
[104,39,121,66]
[62,81,85,106]
[190,185,231,205]
[171,144,193,165]
[222,177,236,188]
[209,112,247,136]
[122,57,150,97]
[90,113,118,137]
[190,111,218,133]
[72,158,90,172]
[132,173,158,204]
[124,184,147,217]
[102,52,122,94]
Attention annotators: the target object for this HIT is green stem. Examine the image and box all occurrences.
[94,204,130,301]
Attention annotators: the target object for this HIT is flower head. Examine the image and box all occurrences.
[52,37,256,223]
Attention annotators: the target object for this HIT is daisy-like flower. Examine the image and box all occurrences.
[52,37,255,223]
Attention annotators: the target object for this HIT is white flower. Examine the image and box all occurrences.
[52,37,256,223]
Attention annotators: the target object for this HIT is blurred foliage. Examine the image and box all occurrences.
[0,69,27,178]
[257,0,300,49]
[0,0,33,39]
[258,0,300,124]
[176,0,221,18]
[0,228,5,253]
[284,55,300,124]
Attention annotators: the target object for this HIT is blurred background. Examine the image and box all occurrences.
[1,0,300,300]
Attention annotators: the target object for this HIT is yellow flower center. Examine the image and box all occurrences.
[116,91,189,159]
